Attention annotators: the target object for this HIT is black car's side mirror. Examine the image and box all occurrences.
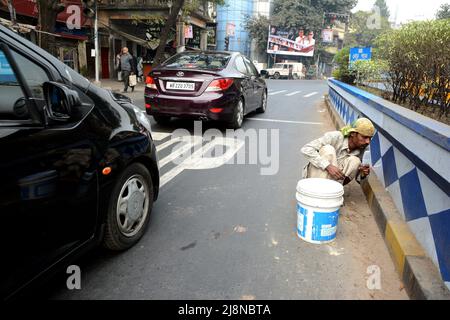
[260,70,268,77]
[43,82,81,121]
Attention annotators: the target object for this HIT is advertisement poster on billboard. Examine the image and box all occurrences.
[267,26,316,57]
[184,25,193,39]
[226,23,236,37]
[322,29,333,43]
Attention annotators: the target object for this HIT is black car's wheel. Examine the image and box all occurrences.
[273,72,281,79]
[229,98,245,129]
[153,115,171,125]
[256,90,267,114]
[103,163,153,251]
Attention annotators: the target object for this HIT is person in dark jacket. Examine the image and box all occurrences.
[119,47,136,92]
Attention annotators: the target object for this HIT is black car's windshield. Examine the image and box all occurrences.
[162,53,231,70]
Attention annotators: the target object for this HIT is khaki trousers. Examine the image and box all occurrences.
[306,145,361,182]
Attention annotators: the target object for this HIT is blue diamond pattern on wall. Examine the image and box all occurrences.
[429,209,450,282]
[370,132,382,166]
[349,111,356,125]
[399,168,428,221]
[345,105,350,123]
[381,147,398,187]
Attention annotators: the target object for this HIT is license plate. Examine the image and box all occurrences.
[166,82,195,91]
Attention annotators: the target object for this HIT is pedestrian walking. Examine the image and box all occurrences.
[119,47,136,92]
[300,118,375,185]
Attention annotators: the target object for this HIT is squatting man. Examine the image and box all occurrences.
[301,118,375,185]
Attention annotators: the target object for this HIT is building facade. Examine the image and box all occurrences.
[216,0,272,65]
[216,0,253,56]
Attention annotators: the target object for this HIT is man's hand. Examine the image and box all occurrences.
[326,165,345,180]
[359,165,370,177]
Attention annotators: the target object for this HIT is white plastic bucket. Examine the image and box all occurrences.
[296,178,344,244]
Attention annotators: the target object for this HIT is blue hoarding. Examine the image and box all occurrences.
[349,47,372,64]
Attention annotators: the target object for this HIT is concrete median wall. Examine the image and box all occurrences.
[326,78,450,299]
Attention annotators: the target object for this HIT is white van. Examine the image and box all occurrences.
[265,62,305,79]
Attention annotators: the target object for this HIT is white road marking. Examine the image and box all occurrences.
[159,136,244,188]
[158,137,202,168]
[151,132,171,141]
[156,136,184,152]
[269,90,287,96]
[286,91,302,96]
[304,92,318,98]
[246,118,322,125]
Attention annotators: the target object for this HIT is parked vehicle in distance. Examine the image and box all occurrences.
[0,24,159,300]
[144,51,268,129]
[264,62,305,79]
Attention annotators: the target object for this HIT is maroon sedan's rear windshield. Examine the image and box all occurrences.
[161,53,231,70]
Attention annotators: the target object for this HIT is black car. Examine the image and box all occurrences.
[0,25,159,300]
[145,51,268,128]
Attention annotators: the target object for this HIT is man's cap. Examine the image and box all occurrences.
[341,118,375,137]
[350,118,375,137]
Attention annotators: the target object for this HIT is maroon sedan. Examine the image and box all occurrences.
[144,51,268,129]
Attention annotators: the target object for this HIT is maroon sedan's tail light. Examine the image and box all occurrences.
[206,78,234,92]
[146,76,157,90]
[145,103,151,109]
[209,108,223,113]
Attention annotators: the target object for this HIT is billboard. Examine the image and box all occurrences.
[322,29,333,43]
[267,26,316,57]
[226,23,236,37]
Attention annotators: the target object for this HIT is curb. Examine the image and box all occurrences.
[324,94,450,300]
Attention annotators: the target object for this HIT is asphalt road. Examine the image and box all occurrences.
[48,80,408,300]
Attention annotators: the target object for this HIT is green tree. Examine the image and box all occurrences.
[152,0,224,67]
[332,46,355,84]
[349,59,388,86]
[271,0,356,32]
[244,14,270,56]
[374,0,390,19]
[345,10,391,47]
[376,19,450,117]
[436,3,450,20]
[36,0,66,56]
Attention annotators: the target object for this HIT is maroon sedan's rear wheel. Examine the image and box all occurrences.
[256,91,267,114]
[153,115,171,125]
[228,98,244,129]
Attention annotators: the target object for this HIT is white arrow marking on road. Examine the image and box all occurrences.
[269,90,287,96]
[159,137,244,188]
[246,118,322,125]
[286,91,302,96]
[304,92,318,98]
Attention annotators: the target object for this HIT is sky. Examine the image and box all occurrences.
[352,0,448,24]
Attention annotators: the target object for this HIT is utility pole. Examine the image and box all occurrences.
[6,0,16,26]
[94,0,100,84]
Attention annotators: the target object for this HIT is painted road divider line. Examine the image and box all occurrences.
[304,92,318,98]
[286,91,302,96]
[269,90,287,96]
[246,118,322,125]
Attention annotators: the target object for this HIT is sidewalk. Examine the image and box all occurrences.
[324,94,450,300]
[90,78,146,93]
[90,78,146,104]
